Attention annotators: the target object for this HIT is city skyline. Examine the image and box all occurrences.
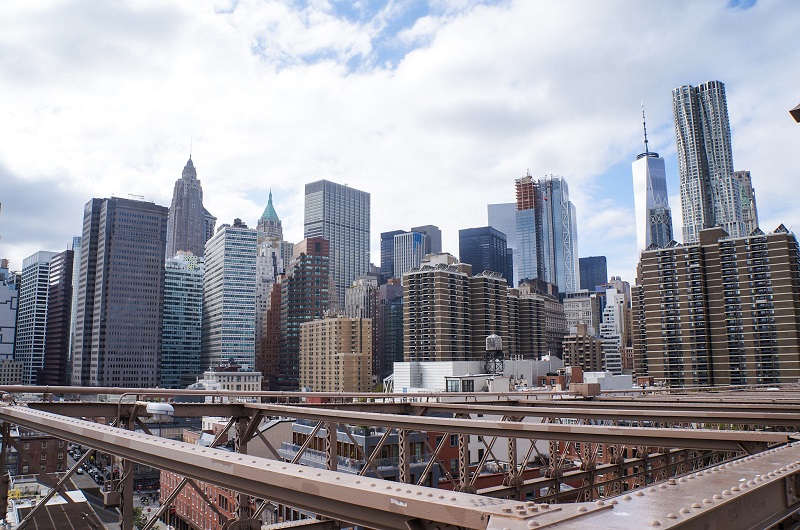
[1,1,799,285]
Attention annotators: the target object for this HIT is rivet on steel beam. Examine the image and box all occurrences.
[595,500,605,506]
[635,492,645,497]
[731,487,740,492]
[502,507,512,513]
[667,513,678,519]
[527,521,539,528]
[703,499,713,504]
[679,478,687,483]
[649,520,661,526]
[680,508,690,514]
[577,506,587,512]
[722,490,731,496]
[659,484,667,489]
[541,504,550,510]
[669,479,676,485]
[713,494,722,500]
[623,495,632,501]
[609,500,618,505]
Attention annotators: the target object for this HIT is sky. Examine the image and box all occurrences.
[1,0,798,284]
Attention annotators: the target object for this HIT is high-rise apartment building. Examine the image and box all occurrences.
[166,157,215,258]
[299,314,372,392]
[15,251,56,385]
[0,261,20,360]
[345,276,380,383]
[275,238,330,391]
[72,198,168,387]
[41,249,74,386]
[394,231,428,278]
[304,180,370,304]
[404,254,472,361]
[634,225,800,387]
[409,225,442,256]
[468,272,510,356]
[599,287,626,375]
[515,280,565,360]
[673,81,750,243]
[563,323,602,372]
[459,226,513,286]
[515,174,579,296]
[202,219,257,371]
[161,252,203,389]
[579,256,608,292]
[632,110,673,252]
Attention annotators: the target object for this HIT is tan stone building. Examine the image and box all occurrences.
[634,225,800,387]
[563,323,603,372]
[299,315,373,392]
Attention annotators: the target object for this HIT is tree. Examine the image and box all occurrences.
[132,506,147,529]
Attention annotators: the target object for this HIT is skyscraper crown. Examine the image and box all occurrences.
[261,190,280,222]
[182,157,197,179]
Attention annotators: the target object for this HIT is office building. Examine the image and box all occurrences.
[275,238,330,391]
[380,230,406,284]
[579,256,607,292]
[71,198,168,387]
[632,109,673,252]
[255,191,286,364]
[563,290,601,336]
[733,170,759,235]
[404,254,472,361]
[304,180,370,304]
[67,236,81,372]
[409,225,442,255]
[515,174,579,295]
[161,252,204,389]
[599,287,626,375]
[202,219,257,371]
[299,314,373,392]
[0,261,20,360]
[459,226,513,286]
[634,225,800,387]
[40,249,74,386]
[378,279,403,381]
[345,276,380,383]
[15,251,57,385]
[394,231,428,278]
[673,81,747,242]
[487,203,517,285]
[166,157,215,258]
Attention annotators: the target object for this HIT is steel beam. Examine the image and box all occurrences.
[243,403,790,451]
[0,405,535,530]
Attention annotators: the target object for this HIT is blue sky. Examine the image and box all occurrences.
[0,0,798,285]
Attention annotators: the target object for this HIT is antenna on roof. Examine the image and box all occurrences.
[641,103,650,155]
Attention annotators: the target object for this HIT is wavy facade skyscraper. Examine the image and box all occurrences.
[673,81,745,243]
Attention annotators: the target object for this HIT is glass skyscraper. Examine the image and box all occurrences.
[632,109,673,252]
[458,226,512,286]
[304,180,370,306]
[673,80,747,243]
[515,174,579,296]
[16,250,57,385]
[162,252,203,389]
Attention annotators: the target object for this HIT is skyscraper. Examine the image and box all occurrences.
[41,249,74,386]
[393,231,427,278]
[255,191,286,366]
[0,261,20,360]
[166,157,215,258]
[304,180,370,304]
[488,202,517,285]
[632,108,673,252]
[733,170,759,235]
[202,219,257,371]
[515,174,579,296]
[72,198,168,387]
[409,225,442,255]
[578,256,608,292]
[459,226,513,286]
[161,252,203,389]
[673,80,746,243]
[380,230,405,284]
[16,251,57,385]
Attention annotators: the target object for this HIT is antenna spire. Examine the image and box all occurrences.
[641,103,650,155]
[189,136,193,160]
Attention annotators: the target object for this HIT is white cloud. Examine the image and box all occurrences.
[0,0,798,285]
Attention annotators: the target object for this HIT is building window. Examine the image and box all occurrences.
[450,434,458,447]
